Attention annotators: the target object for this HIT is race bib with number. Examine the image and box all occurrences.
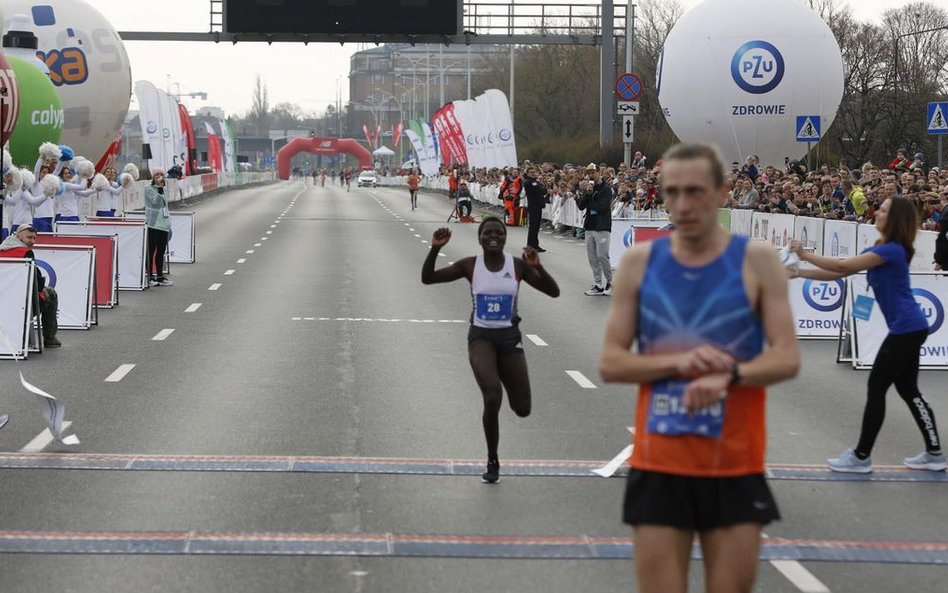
[646,379,725,438]
[476,294,514,322]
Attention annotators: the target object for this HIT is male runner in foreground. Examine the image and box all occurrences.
[599,142,799,593]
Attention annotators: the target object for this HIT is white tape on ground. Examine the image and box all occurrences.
[185,303,202,313]
[770,560,831,592]
[526,334,548,346]
[152,329,175,341]
[566,370,597,389]
[105,364,136,382]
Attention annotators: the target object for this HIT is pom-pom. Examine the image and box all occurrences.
[58,145,75,161]
[2,150,11,175]
[91,173,110,191]
[123,163,139,180]
[77,160,95,180]
[3,168,21,195]
[20,169,35,190]
[119,172,134,188]
[40,173,61,197]
[39,142,62,162]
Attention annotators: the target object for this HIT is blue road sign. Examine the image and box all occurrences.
[795,115,821,142]
[928,102,948,135]
[614,73,643,101]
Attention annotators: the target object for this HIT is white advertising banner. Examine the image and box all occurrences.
[0,260,34,359]
[856,223,880,256]
[789,276,846,338]
[608,219,672,267]
[55,222,148,290]
[822,220,857,257]
[126,211,195,264]
[32,246,95,330]
[730,209,753,237]
[482,89,518,168]
[750,212,770,241]
[219,119,235,174]
[793,216,824,254]
[849,273,948,369]
[914,230,937,272]
[134,80,166,171]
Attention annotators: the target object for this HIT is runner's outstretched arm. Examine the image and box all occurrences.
[421,228,472,284]
[517,247,559,298]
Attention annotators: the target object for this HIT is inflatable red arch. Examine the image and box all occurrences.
[276,137,373,180]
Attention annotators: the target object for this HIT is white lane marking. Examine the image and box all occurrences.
[270,225,276,228]
[526,334,548,346]
[261,237,268,241]
[105,364,136,383]
[566,370,597,389]
[404,223,409,226]
[266,231,273,234]
[254,243,262,247]
[209,283,222,291]
[152,329,175,341]
[438,253,446,257]
[770,561,831,592]
[237,259,246,264]
[246,250,255,254]
[224,270,235,276]
[414,234,421,238]
[448,261,455,265]
[185,303,202,313]
[409,228,415,231]
[20,421,73,453]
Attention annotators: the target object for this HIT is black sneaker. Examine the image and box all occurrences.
[481,458,500,484]
[536,247,547,253]
[44,335,62,348]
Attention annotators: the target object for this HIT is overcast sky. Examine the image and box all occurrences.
[78,0,895,119]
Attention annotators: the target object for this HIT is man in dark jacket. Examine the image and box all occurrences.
[522,165,549,252]
[0,224,60,347]
[576,164,614,295]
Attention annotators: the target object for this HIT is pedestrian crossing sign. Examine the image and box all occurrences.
[928,102,948,135]
[795,115,821,142]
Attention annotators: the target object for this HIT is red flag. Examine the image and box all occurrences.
[95,131,122,172]
[393,122,403,147]
[204,122,223,172]
[443,103,469,165]
[178,103,196,176]
[363,123,372,148]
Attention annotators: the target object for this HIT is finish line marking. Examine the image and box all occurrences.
[0,453,943,483]
[290,318,467,324]
[0,529,944,564]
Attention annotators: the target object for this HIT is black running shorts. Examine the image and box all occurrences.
[622,469,780,530]
[467,325,524,355]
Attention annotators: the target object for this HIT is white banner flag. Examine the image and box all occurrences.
[219,119,236,174]
[482,89,518,167]
[134,80,171,172]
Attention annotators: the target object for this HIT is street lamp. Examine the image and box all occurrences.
[893,24,948,150]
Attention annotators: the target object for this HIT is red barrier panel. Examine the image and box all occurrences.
[201,174,219,193]
[35,233,118,308]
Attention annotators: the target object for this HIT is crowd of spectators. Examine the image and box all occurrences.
[391,147,948,232]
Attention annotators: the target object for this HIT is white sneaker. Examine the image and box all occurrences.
[584,285,604,296]
[903,451,947,471]
[157,278,174,286]
[603,283,613,296]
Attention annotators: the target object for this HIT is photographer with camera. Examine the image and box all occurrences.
[145,170,173,287]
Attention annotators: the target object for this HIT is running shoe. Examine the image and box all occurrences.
[902,451,947,471]
[536,247,547,253]
[603,283,613,296]
[0,415,8,431]
[149,277,159,287]
[157,278,174,286]
[584,285,604,296]
[481,459,500,484]
[827,448,872,473]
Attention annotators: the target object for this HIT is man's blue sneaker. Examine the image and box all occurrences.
[903,451,947,472]
[827,448,872,474]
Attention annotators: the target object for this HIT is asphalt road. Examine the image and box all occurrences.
[0,179,945,592]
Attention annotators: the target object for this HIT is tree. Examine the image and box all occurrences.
[249,74,270,136]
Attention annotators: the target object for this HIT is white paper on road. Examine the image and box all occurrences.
[18,372,80,445]
[592,444,633,478]
[592,426,636,478]
[0,323,79,445]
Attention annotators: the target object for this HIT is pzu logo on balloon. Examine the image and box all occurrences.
[730,40,785,94]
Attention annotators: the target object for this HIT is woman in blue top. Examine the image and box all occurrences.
[791,197,945,473]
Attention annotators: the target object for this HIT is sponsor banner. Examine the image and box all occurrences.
[793,216,824,254]
[717,209,731,231]
[856,223,879,255]
[55,222,148,290]
[609,219,673,267]
[35,234,117,308]
[850,273,948,369]
[0,260,34,359]
[751,212,794,247]
[32,246,95,329]
[730,209,753,237]
[790,276,845,338]
[219,119,236,174]
[482,89,518,167]
[126,211,195,264]
[823,220,857,258]
[201,173,219,193]
[750,212,770,241]
[914,230,937,272]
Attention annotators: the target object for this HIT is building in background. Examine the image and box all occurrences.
[348,43,504,145]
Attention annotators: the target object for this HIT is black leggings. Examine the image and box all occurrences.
[147,227,170,280]
[856,329,942,456]
[468,334,532,461]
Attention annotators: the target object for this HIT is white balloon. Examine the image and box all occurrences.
[2,0,132,164]
[657,0,844,168]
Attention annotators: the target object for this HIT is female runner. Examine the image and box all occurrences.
[422,216,560,482]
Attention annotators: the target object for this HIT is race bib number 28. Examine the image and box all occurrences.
[646,379,725,438]
[476,294,513,322]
